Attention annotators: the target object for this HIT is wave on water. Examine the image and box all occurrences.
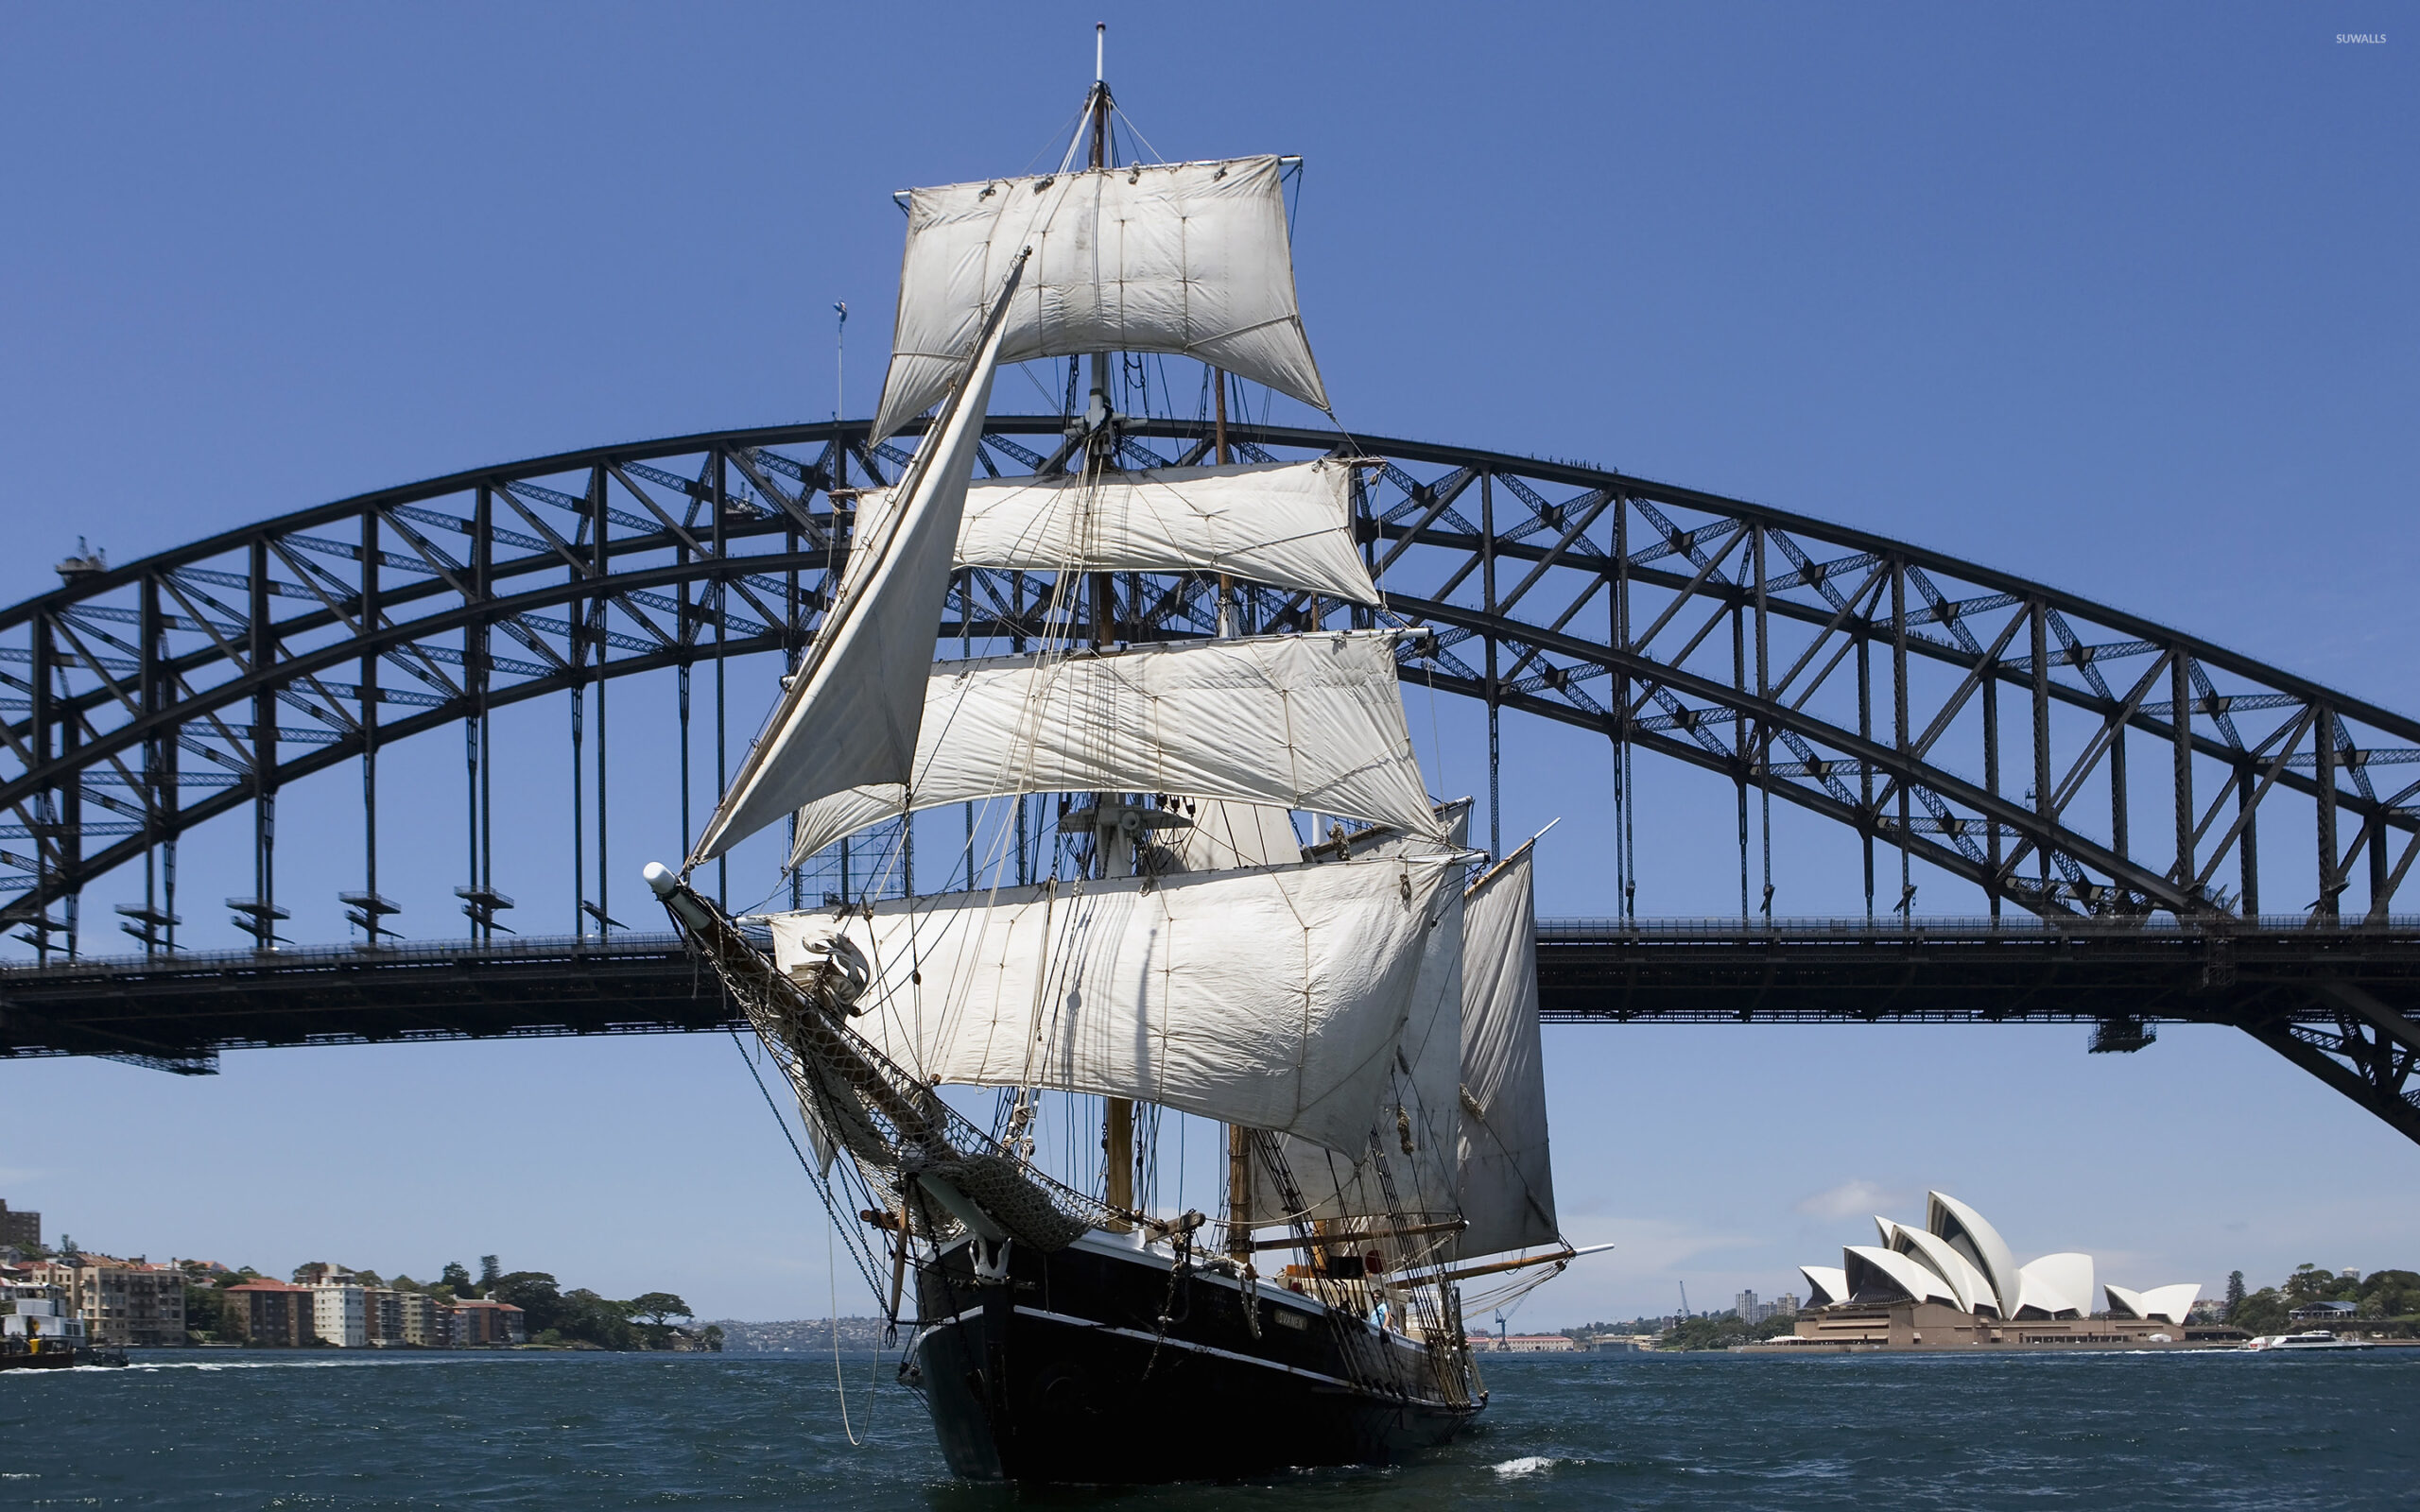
[6,1354,509,1379]
[1491,1454,1561,1479]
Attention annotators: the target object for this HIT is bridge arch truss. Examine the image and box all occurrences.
[4,417,2417,1135]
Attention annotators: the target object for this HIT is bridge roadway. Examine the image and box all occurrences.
[6,918,2418,1141]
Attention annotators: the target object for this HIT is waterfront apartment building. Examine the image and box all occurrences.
[399,1290,452,1348]
[0,1199,39,1250]
[221,1281,318,1347]
[452,1299,527,1347]
[312,1284,369,1349]
[366,1287,405,1347]
[33,1255,186,1347]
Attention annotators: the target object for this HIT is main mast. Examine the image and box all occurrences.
[1084,30,1138,1225]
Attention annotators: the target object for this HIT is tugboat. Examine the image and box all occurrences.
[648,27,1583,1485]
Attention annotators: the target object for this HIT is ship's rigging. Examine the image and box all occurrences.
[654,34,1580,1480]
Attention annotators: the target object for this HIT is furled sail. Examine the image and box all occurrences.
[786,630,1443,864]
[767,856,1457,1155]
[1455,846,1560,1258]
[847,460,1378,606]
[690,260,1022,863]
[873,156,1328,441]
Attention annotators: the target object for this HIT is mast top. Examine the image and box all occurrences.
[1095,22,1104,84]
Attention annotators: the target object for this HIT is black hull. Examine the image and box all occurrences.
[0,1346,95,1369]
[907,1230,1481,1483]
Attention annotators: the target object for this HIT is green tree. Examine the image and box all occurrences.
[441,1261,473,1295]
[2224,1270,2247,1319]
[627,1292,692,1329]
[1655,1313,1795,1350]
[700,1324,725,1353]
[478,1256,501,1291]
[554,1289,636,1350]
[2358,1269,2420,1319]
[2232,1286,2290,1335]
[490,1272,564,1334]
[182,1280,228,1342]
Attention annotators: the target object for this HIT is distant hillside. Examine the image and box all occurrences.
[703,1317,890,1352]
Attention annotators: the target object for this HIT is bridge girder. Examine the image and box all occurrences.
[4,417,2419,1143]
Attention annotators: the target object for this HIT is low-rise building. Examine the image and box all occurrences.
[452,1299,527,1347]
[34,1255,187,1347]
[1480,1332,1576,1353]
[221,1281,318,1347]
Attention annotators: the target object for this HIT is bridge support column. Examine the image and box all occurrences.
[2172,653,2193,907]
[2317,706,2340,920]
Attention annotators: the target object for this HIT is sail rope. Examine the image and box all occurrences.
[827,1202,860,1446]
[723,1025,889,1443]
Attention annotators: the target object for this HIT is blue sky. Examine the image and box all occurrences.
[2,4,2413,1325]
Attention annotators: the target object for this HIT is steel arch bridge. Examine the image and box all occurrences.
[4,418,2419,1140]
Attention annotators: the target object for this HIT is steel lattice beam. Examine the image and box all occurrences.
[5,417,2420,1141]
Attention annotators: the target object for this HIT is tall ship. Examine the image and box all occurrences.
[648,39,1577,1483]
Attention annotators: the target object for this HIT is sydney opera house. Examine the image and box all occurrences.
[1758,1192,2216,1351]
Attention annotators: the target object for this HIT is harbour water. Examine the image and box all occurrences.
[4,1349,2415,1508]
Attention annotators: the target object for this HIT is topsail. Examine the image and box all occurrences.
[873,156,1328,441]
[786,630,1444,864]
[846,459,1378,606]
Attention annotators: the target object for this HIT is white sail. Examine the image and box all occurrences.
[873,156,1328,441]
[849,460,1378,606]
[768,856,1456,1155]
[1456,847,1560,1258]
[1282,879,1466,1225]
[691,266,1019,863]
[1279,798,1475,1228]
[786,630,1443,865]
[1161,800,1303,872]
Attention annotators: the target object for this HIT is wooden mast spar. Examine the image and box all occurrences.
[1086,30,1138,1228]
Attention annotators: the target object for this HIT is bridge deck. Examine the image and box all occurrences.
[1534,915,2420,1023]
[4,918,2414,1069]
